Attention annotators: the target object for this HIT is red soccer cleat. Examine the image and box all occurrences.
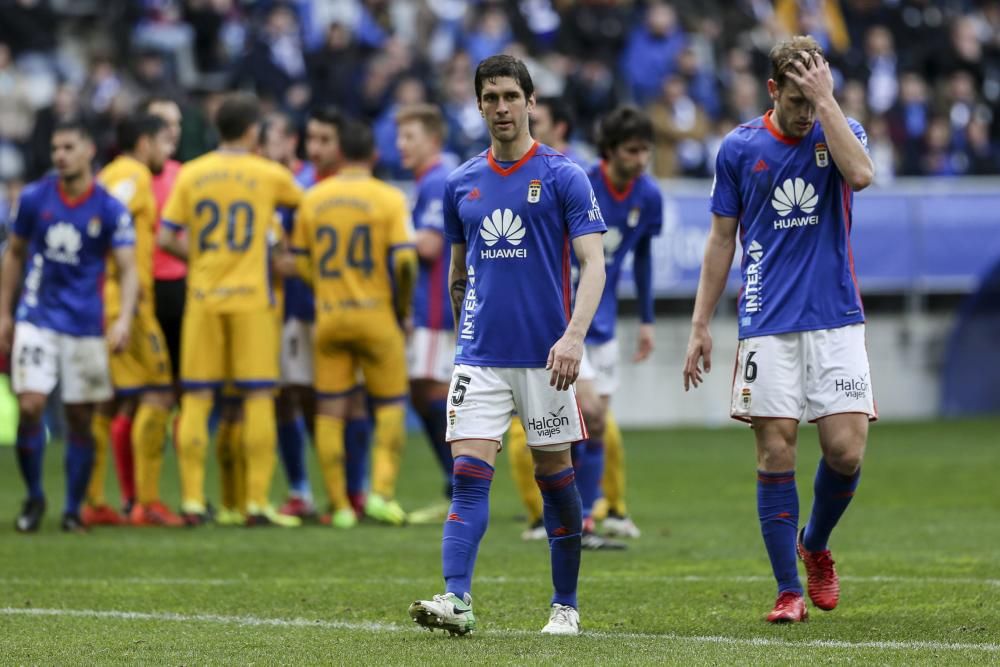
[130,501,185,527]
[82,504,126,526]
[766,591,808,623]
[798,529,840,611]
[278,496,316,519]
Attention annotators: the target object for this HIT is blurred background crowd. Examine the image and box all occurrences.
[1,0,999,222]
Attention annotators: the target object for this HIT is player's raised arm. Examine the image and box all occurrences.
[0,233,27,356]
[549,232,605,391]
[784,53,873,191]
[683,213,738,391]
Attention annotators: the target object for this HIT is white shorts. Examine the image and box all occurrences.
[446,364,587,451]
[280,318,314,386]
[730,323,877,423]
[578,338,619,397]
[407,327,455,383]
[11,321,113,403]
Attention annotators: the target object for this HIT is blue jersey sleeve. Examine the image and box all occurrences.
[443,176,465,244]
[105,195,135,249]
[846,117,870,155]
[11,184,39,239]
[558,161,606,239]
[416,174,446,234]
[710,136,741,218]
[634,185,662,324]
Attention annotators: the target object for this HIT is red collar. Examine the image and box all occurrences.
[415,158,442,183]
[764,110,803,145]
[487,141,539,177]
[600,161,636,202]
[57,180,95,208]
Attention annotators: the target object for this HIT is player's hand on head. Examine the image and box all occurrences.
[633,324,655,363]
[786,51,834,103]
[682,325,712,391]
[547,333,583,391]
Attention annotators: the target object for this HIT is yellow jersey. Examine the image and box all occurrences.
[293,167,414,319]
[98,155,156,317]
[162,150,302,312]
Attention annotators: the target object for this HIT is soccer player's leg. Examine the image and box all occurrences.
[215,390,247,526]
[82,401,125,526]
[800,324,875,611]
[734,334,808,622]
[506,416,545,539]
[230,309,292,526]
[361,325,409,526]
[276,318,315,519]
[57,331,115,533]
[176,305,225,524]
[519,368,586,635]
[344,387,371,517]
[312,332,357,528]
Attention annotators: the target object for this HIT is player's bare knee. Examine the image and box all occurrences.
[532,447,572,477]
[583,408,606,439]
[822,440,866,475]
[142,390,174,410]
[64,404,95,435]
[451,440,498,468]
[17,394,46,425]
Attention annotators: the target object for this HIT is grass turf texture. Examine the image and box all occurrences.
[1,419,998,665]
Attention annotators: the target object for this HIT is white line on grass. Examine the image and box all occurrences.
[1,607,997,654]
[2,574,998,587]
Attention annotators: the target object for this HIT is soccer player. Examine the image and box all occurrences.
[0,118,139,533]
[682,36,875,623]
[291,118,416,529]
[158,93,304,526]
[395,103,456,524]
[531,96,588,166]
[408,55,607,636]
[86,113,184,527]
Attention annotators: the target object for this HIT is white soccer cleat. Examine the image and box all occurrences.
[602,515,641,539]
[541,603,580,635]
[521,519,548,541]
[408,592,476,636]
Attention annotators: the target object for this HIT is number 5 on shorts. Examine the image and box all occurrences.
[451,374,471,406]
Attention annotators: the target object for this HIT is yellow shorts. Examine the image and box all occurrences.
[180,307,279,390]
[315,313,407,401]
[109,310,172,395]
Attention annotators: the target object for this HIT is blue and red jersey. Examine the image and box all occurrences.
[711,110,869,339]
[443,142,607,367]
[12,176,134,336]
[411,160,452,331]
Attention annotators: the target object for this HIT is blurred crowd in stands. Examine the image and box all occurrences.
[1,0,999,222]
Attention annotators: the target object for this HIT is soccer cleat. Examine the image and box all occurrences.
[797,528,840,610]
[214,507,246,526]
[180,501,212,527]
[245,504,302,528]
[14,497,46,533]
[408,593,476,636]
[521,519,548,541]
[129,502,184,527]
[81,504,126,527]
[541,603,580,635]
[581,531,627,550]
[278,496,317,520]
[602,514,641,539]
[365,494,406,526]
[330,508,357,529]
[60,512,88,534]
[766,591,808,623]
[407,501,451,525]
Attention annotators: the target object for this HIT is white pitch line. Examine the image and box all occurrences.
[1,607,997,654]
[1,574,998,587]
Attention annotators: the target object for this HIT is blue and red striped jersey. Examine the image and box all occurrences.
[411,160,452,331]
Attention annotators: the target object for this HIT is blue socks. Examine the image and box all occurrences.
[442,456,493,599]
[757,470,802,595]
[419,399,454,495]
[572,439,603,520]
[536,467,583,609]
[16,423,46,500]
[277,417,312,497]
[803,458,861,552]
[64,431,95,516]
[345,417,372,496]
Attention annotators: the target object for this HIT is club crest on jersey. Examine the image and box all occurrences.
[815,142,829,168]
[527,179,542,204]
[88,217,101,238]
[627,207,641,228]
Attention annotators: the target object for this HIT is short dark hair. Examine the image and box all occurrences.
[337,118,375,161]
[117,113,167,152]
[262,111,296,139]
[769,35,825,89]
[535,96,574,140]
[474,54,534,101]
[52,117,94,142]
[309,106,344,131]
[597,106,654,159]
[215,93,260,141]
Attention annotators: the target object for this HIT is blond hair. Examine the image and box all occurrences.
[395,103,447,142]
[769,35,825,88]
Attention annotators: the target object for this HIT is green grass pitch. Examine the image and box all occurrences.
[1,418,998,665]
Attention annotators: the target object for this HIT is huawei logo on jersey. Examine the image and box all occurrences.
[480,208,527,259]
[771,178,820,230]
[44,221,83,265]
